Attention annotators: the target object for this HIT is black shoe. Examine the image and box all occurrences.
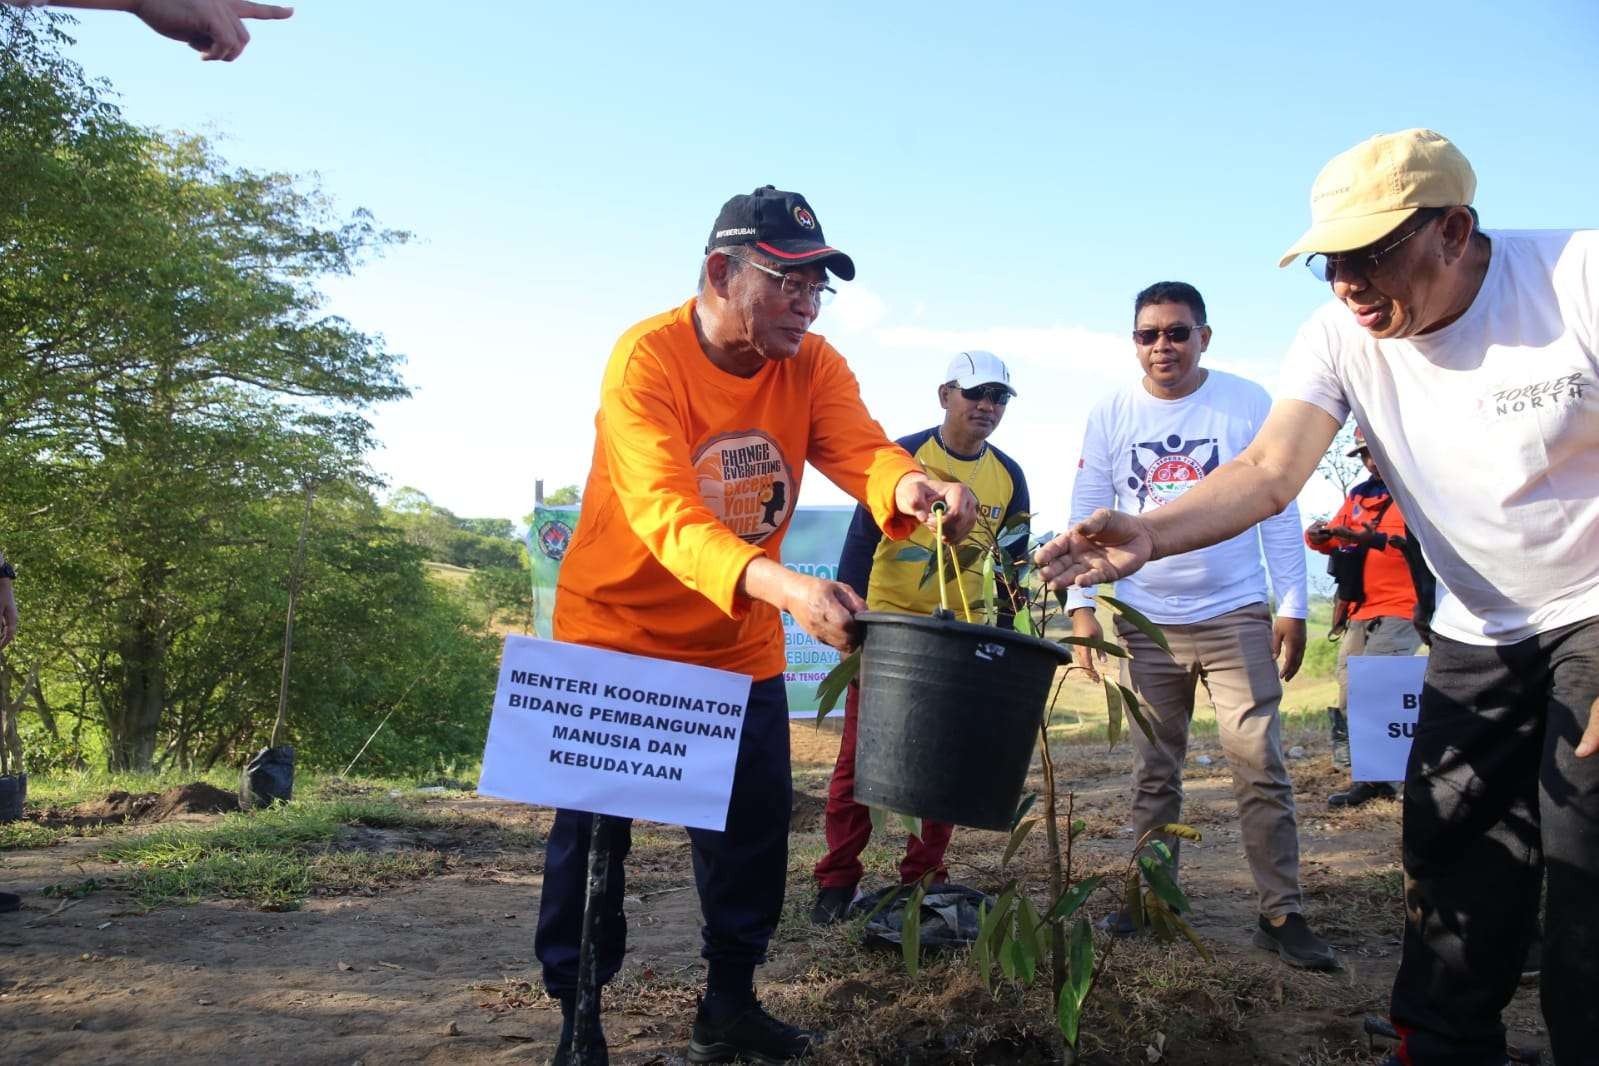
[0,892,20,914]
[687,1001,822,1064]
[1328,780,1397,808]
[549,994,608,1066]
[810,885,854,926]
[1253,913,1338,971]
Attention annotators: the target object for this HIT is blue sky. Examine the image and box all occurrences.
[60,1,1599,531]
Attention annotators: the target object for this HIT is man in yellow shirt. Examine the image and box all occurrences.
[537,186,976,1065]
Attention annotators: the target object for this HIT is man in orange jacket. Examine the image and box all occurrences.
[535,186,976,1066]
[1306,428,1423,806]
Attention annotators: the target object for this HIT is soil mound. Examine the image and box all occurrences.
[74,781,239,824]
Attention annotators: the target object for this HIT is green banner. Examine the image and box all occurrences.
[526,504,854,716]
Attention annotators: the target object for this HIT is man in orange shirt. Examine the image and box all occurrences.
[1306,428,1424,807]
[535,185,976,1066]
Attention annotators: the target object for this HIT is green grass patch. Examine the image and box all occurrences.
[97,798,447,909]
[0,821,71,850]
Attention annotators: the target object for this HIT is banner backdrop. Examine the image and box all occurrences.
[526,503,854,717]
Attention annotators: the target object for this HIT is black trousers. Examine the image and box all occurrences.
[534,676,792,996]
[1391,616,1599,1065]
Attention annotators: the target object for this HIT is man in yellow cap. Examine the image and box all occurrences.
[1033,129,1598,1064]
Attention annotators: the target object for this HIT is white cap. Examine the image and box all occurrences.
[944,350,1017,396]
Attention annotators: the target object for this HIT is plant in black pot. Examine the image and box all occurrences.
[815,505,1205,1060]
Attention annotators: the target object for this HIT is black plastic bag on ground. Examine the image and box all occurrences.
[853,883,995,951]
[0,773,26,823]
[240,745,295,808]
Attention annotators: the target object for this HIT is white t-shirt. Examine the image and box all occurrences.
[1280,229,1599,646]
[1067,369,1308,625]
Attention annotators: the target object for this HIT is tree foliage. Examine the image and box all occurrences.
[0,11,497,773]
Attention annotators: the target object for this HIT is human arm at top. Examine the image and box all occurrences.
[1034,399,1341,591]
[36,0,292,61]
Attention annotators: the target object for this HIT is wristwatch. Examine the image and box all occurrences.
[0,561,15,580]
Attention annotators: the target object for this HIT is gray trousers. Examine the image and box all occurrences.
[1117,602,1302,919]
[1336,614,1423,711]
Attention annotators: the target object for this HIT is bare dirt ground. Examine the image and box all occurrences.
[0,721,1549,1066]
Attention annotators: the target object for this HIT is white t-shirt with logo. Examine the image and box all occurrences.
[1280,228,1599,646]
[1066,369,1308,625]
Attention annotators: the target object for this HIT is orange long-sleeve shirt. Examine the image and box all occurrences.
[554,298,923,679]
[1306,478,1418,622]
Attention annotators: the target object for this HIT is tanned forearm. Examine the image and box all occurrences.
[1143,400,1339,561]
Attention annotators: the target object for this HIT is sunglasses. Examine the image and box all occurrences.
[958,385,1011,405]
[1132,325,1202,346]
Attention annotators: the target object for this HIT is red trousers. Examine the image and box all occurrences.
[813,681,954,889]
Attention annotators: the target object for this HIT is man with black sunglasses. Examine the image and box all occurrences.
[812,351,1029,924]
[1063,281,1328,968]
[1036,128,1599,1066]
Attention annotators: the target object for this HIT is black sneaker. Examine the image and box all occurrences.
[1328,781,1397,808]
[0,892,20,914]
[1253,913,1337,971]
[687,1001,821,1064]
[810,885,854,926]
[549,994,608,1066]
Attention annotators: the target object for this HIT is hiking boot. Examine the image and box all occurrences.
[1328,780,1397,808]
[549,994,607,1066]
[1253,913,1337,970]
[687,1001,822,1064]
[810,884,855,926]
[0,891,20,914]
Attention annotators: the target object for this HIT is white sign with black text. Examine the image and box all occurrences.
[1347,654,1428,782]
[477,635,752,831]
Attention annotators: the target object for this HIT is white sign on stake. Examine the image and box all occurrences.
[478,635,752,831]
[1347,655,1428,782]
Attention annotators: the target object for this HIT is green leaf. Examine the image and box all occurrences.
[1068,817,1086,841]
[1170,910,1213,962]
[987,884,1018,958]
[1103,678,1123,749]
[1056,978,1083,1046]
[813,650,859,726]
[1138,854,1190,914]
[1146,892,1178,943]
[999,937,1021,981]
[972,901,993,987]
[1002,816,1039,867]
[898,812,924,842]
[1055,635,1129,658]
[1015,895,1040,985]
[868,805,889,840]
[902,881,925,978]
[1157,822,1202,842]
[1149,839,1175,864]
[1100,594,1171,653]
[893,545,933,563]
[1118,683,1156,745]
[1011,792,1038,829]
[1124,868,1145,932]
[1014,607,1035,636]
[1046,874,1105,922]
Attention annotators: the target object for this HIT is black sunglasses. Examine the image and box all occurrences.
[959,385,1011,405]
[1132,325,1202,346]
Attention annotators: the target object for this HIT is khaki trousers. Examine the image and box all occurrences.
[1116,602,1302,918]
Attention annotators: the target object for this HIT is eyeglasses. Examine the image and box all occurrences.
[1305,211,1442,284]
[1131,325,1202,346]
[958,385,1011,405]
[725,255,836,306]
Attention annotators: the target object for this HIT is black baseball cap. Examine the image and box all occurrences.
[705,185,856,281]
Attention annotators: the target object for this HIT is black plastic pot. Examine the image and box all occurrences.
[854,611,1069,831]
[0,772,27,823]
[240,745,295,809]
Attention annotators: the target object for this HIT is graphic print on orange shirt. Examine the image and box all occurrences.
[693,429,797,543]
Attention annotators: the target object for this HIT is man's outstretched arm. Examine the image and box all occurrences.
[1036,400,1340,589]
[29,0,293,62]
